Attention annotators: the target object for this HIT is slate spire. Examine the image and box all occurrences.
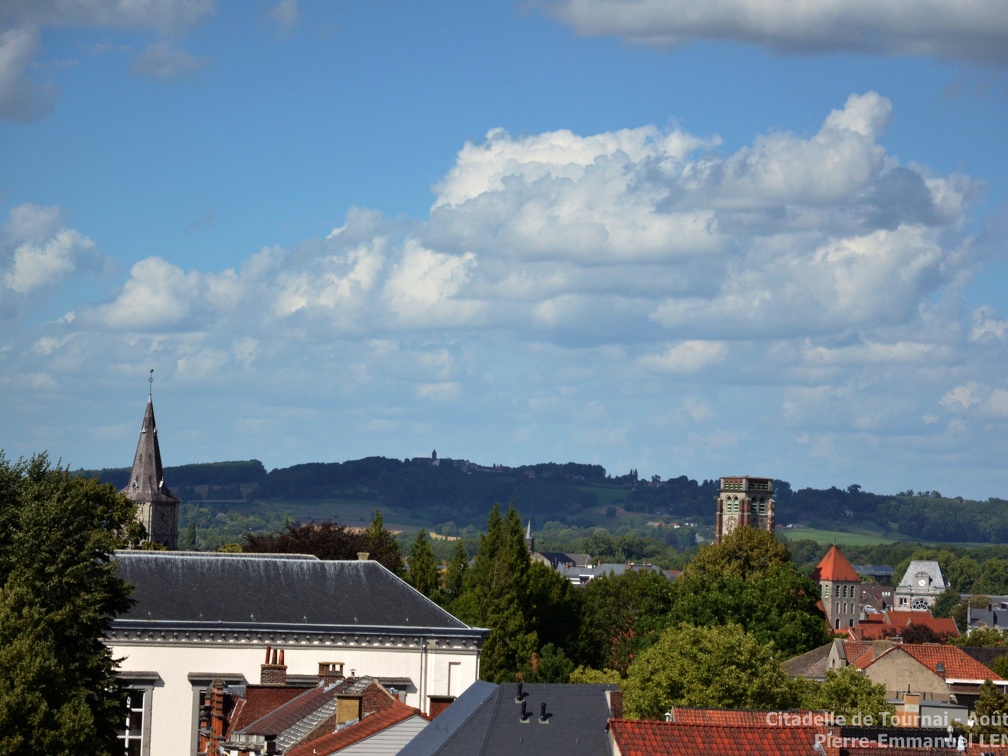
[122,372,180,548]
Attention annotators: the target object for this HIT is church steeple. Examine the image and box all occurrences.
[121,371,180,549]
[525,521,534,554]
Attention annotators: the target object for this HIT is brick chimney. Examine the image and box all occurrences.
[260,646,288,686]
[198,679,228,754]
[318,661,344,686]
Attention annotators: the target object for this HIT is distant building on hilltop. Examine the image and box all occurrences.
[121,378,180,549]
[714,476,775,544]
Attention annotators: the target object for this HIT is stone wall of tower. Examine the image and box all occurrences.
[715,476,775,544]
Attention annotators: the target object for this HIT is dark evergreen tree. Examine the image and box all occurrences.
[453,504,537,682]
[439,540,468,607]
[0,453,139,755]
[407,529,438,598]
[366,510,404,576]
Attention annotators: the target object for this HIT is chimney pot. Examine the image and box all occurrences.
[357,552,370,561]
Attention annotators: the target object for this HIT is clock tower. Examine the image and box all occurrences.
[121,375,181,549]
[715,476,775,544]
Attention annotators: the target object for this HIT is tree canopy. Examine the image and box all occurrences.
[0,453,139,755]
[241,511,403,575]
[667,528,830,658]
[621,623,795,718]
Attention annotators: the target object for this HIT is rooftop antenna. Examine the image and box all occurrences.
[148,368,154,398]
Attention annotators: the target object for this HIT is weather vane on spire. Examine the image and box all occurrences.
[149,368,154,397]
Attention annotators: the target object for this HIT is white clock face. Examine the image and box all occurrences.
[917,577,927,587]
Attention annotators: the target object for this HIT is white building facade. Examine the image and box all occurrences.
[107,552,487,756]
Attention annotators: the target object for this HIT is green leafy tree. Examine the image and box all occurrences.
[793,666,894,721]
[950,626,1008,648]
[407,529,438,598]
[683,526,791,580]
[967,680,1008,738]
[667,528,829,658]
[0,453,138,755]
[621,623,795,718]
[932,586,961,619]
[569,666,621,684]
[578,569,676,674]
[994,654,1008,679]
[519,643,575,684]
[453,504,537,683]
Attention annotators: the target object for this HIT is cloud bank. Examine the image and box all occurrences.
[2,92,1006,492]
[548,0,1008,63]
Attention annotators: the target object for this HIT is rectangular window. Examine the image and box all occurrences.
[448,662,461,697]
[823,584,830,599]
[118,689,146,756]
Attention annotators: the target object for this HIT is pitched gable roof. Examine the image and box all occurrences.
[287,699,425,756]
[607,716,816,756]
[858,643,1001,681]
[812,545,860,583]
[781,643,832,680]
[399,681,498,755]
[228,686,312,735]
[113,551,482,633]
[896,644,1001,681]
[239,684,339,749]
[400,682,617,755]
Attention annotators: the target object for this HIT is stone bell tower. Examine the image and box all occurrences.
[715,476,775,544]
[121,371,180,549]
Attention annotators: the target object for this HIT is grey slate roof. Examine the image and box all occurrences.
[896,560,947,591]
[399,682,618,756]
[781,643,832,681]
[399,681,498,755]
[112,551,481,634]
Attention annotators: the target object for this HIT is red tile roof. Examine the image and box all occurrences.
[896,644,1001,681]
[812,545,860,583]
[286,699,423,756]
[608,717,816,756]
[851,611,959,640]
[670,708,787,726]
[855,642,1001,681]
[227,685,311,736]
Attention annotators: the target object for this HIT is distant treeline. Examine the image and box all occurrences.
[76,457,1008,543]
[81,460,267,491]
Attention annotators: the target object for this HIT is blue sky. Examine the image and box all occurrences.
[1,1,1007,500]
